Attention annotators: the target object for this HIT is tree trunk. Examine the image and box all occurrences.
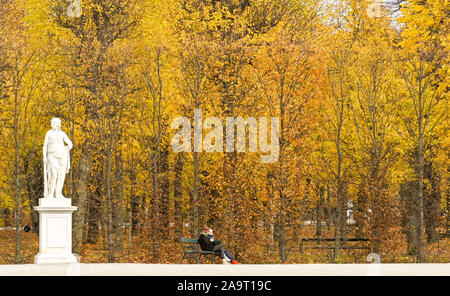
[416,132,425,262]
[333,185,344,262]
[316,186,325,237]
[173,152,184,237]
[100,193,108,250]
[278,210,286,263]
[159,146,170,229]
[355,183,367,237]
[73,146,91,253]
[24,151,41,234]
[326,183,332,230]
[105,150,115,262]
[191,151,199,238]
[127,202,132,255]
[424,158,441,243]
[13,104,21,264]
[400,181,419,255]
[333,142,344,260]
[131,195,140,236]
[87,185,101,244]
[447,185,450,236]
[152,144,160,258]
[333,90,346,262]
[113,151,124,252]
[14,154,21,264]
[278,91,287,263]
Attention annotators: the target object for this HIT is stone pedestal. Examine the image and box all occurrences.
[34,198,79,264]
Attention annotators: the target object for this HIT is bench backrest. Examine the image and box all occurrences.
[180,238,201,252]
[302,237,369,242]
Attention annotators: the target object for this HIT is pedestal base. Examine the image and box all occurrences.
[34,198,78,264]
[34,253,80,264]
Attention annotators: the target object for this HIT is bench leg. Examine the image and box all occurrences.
[180,253,186,264]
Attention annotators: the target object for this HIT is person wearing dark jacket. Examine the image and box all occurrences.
[197,226,240,264]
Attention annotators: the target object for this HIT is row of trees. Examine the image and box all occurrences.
[0,0,448,263]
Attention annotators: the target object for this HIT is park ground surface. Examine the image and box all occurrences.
[0,263,449,276]
[1,226,449,265]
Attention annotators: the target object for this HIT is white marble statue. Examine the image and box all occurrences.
[43,118,73,199]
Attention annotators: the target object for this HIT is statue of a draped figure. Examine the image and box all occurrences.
[43,118,73,199]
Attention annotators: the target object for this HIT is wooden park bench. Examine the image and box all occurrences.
[300,237,370,253]
[180,238,218,264]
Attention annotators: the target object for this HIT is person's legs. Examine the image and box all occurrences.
[224,249,235,261]
[213,244,225,259]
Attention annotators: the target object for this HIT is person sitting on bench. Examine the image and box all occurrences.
[198,225,240,264]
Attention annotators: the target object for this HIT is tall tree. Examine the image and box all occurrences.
[253,0,323,262]
[396,0,448,262]
[349,0,400,253]
[1,0,48,263]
